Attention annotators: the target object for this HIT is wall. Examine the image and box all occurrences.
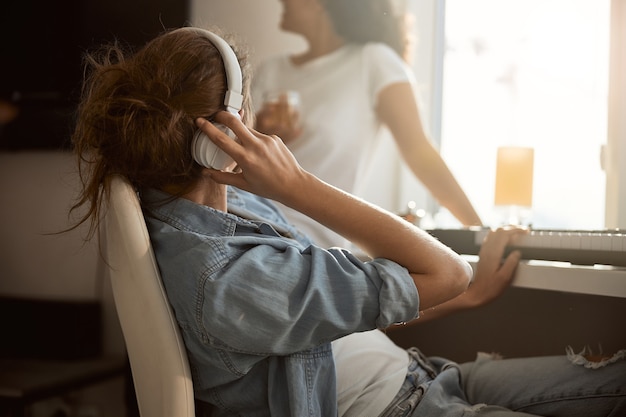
[191,0,304,68]
[0,151,124,349]
[0,152,95,298]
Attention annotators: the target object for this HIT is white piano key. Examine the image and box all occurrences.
[520,232,532,248]
[548,231,562,248]
[557,231,570,249]
[473,228,490,245]
[527,231,546,248]
[611,232,625,251]
[601,233,613,251]
[590,233,604,250]
[580,232,593,250]
[568,232,582,250]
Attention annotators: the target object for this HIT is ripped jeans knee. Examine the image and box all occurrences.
[566,345,626,369]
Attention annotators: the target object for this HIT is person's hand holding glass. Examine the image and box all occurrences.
[255,91,302,143]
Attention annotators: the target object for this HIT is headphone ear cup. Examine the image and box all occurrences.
[191,125,236,170]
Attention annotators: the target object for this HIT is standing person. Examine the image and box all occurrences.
[69,26,625,417]
[253,0,482,248]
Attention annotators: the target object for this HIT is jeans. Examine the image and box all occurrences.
[380,347,626,417]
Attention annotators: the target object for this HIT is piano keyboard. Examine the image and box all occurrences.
[427,228,626,267]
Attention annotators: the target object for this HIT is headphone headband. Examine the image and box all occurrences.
[180,27,244,170]
[178,27,243,112]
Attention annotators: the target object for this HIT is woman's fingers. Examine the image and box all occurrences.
[195,116,242,155]
[479,227,528,257]
[195,112,307,202]
[467,227,527,305]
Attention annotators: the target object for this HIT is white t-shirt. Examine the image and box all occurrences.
[252,43,415,248]
[332,330,409,417]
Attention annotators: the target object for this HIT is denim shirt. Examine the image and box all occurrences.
[141,187,420,417]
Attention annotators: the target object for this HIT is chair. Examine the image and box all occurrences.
[104,175,196,417]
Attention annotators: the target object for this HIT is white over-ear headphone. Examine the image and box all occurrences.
[182,27,243,169]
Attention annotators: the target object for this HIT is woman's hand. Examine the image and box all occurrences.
[464,227,528,307]
[255,93,303,143]
[195,112,310,204]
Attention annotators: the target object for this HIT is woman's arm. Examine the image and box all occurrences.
[376,82,482,227]
[196,113,473,310]
[393,227,527,327]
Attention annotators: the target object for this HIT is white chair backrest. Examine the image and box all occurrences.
[104,175,195,417]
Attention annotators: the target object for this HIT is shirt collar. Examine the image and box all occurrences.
[140,187,297,239]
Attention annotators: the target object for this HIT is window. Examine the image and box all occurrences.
[404,0,613,230]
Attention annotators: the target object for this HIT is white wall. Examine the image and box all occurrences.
[0,152,98,299]
[191,0,305,68]
[0,151,125,354]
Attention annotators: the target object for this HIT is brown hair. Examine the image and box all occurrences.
[321,0,414,63]
[69,26,252,239]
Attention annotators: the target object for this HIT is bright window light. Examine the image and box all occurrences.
[439,0,610,229]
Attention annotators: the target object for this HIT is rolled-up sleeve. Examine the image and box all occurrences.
[368,257,420,328]
[199,239,419,356]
